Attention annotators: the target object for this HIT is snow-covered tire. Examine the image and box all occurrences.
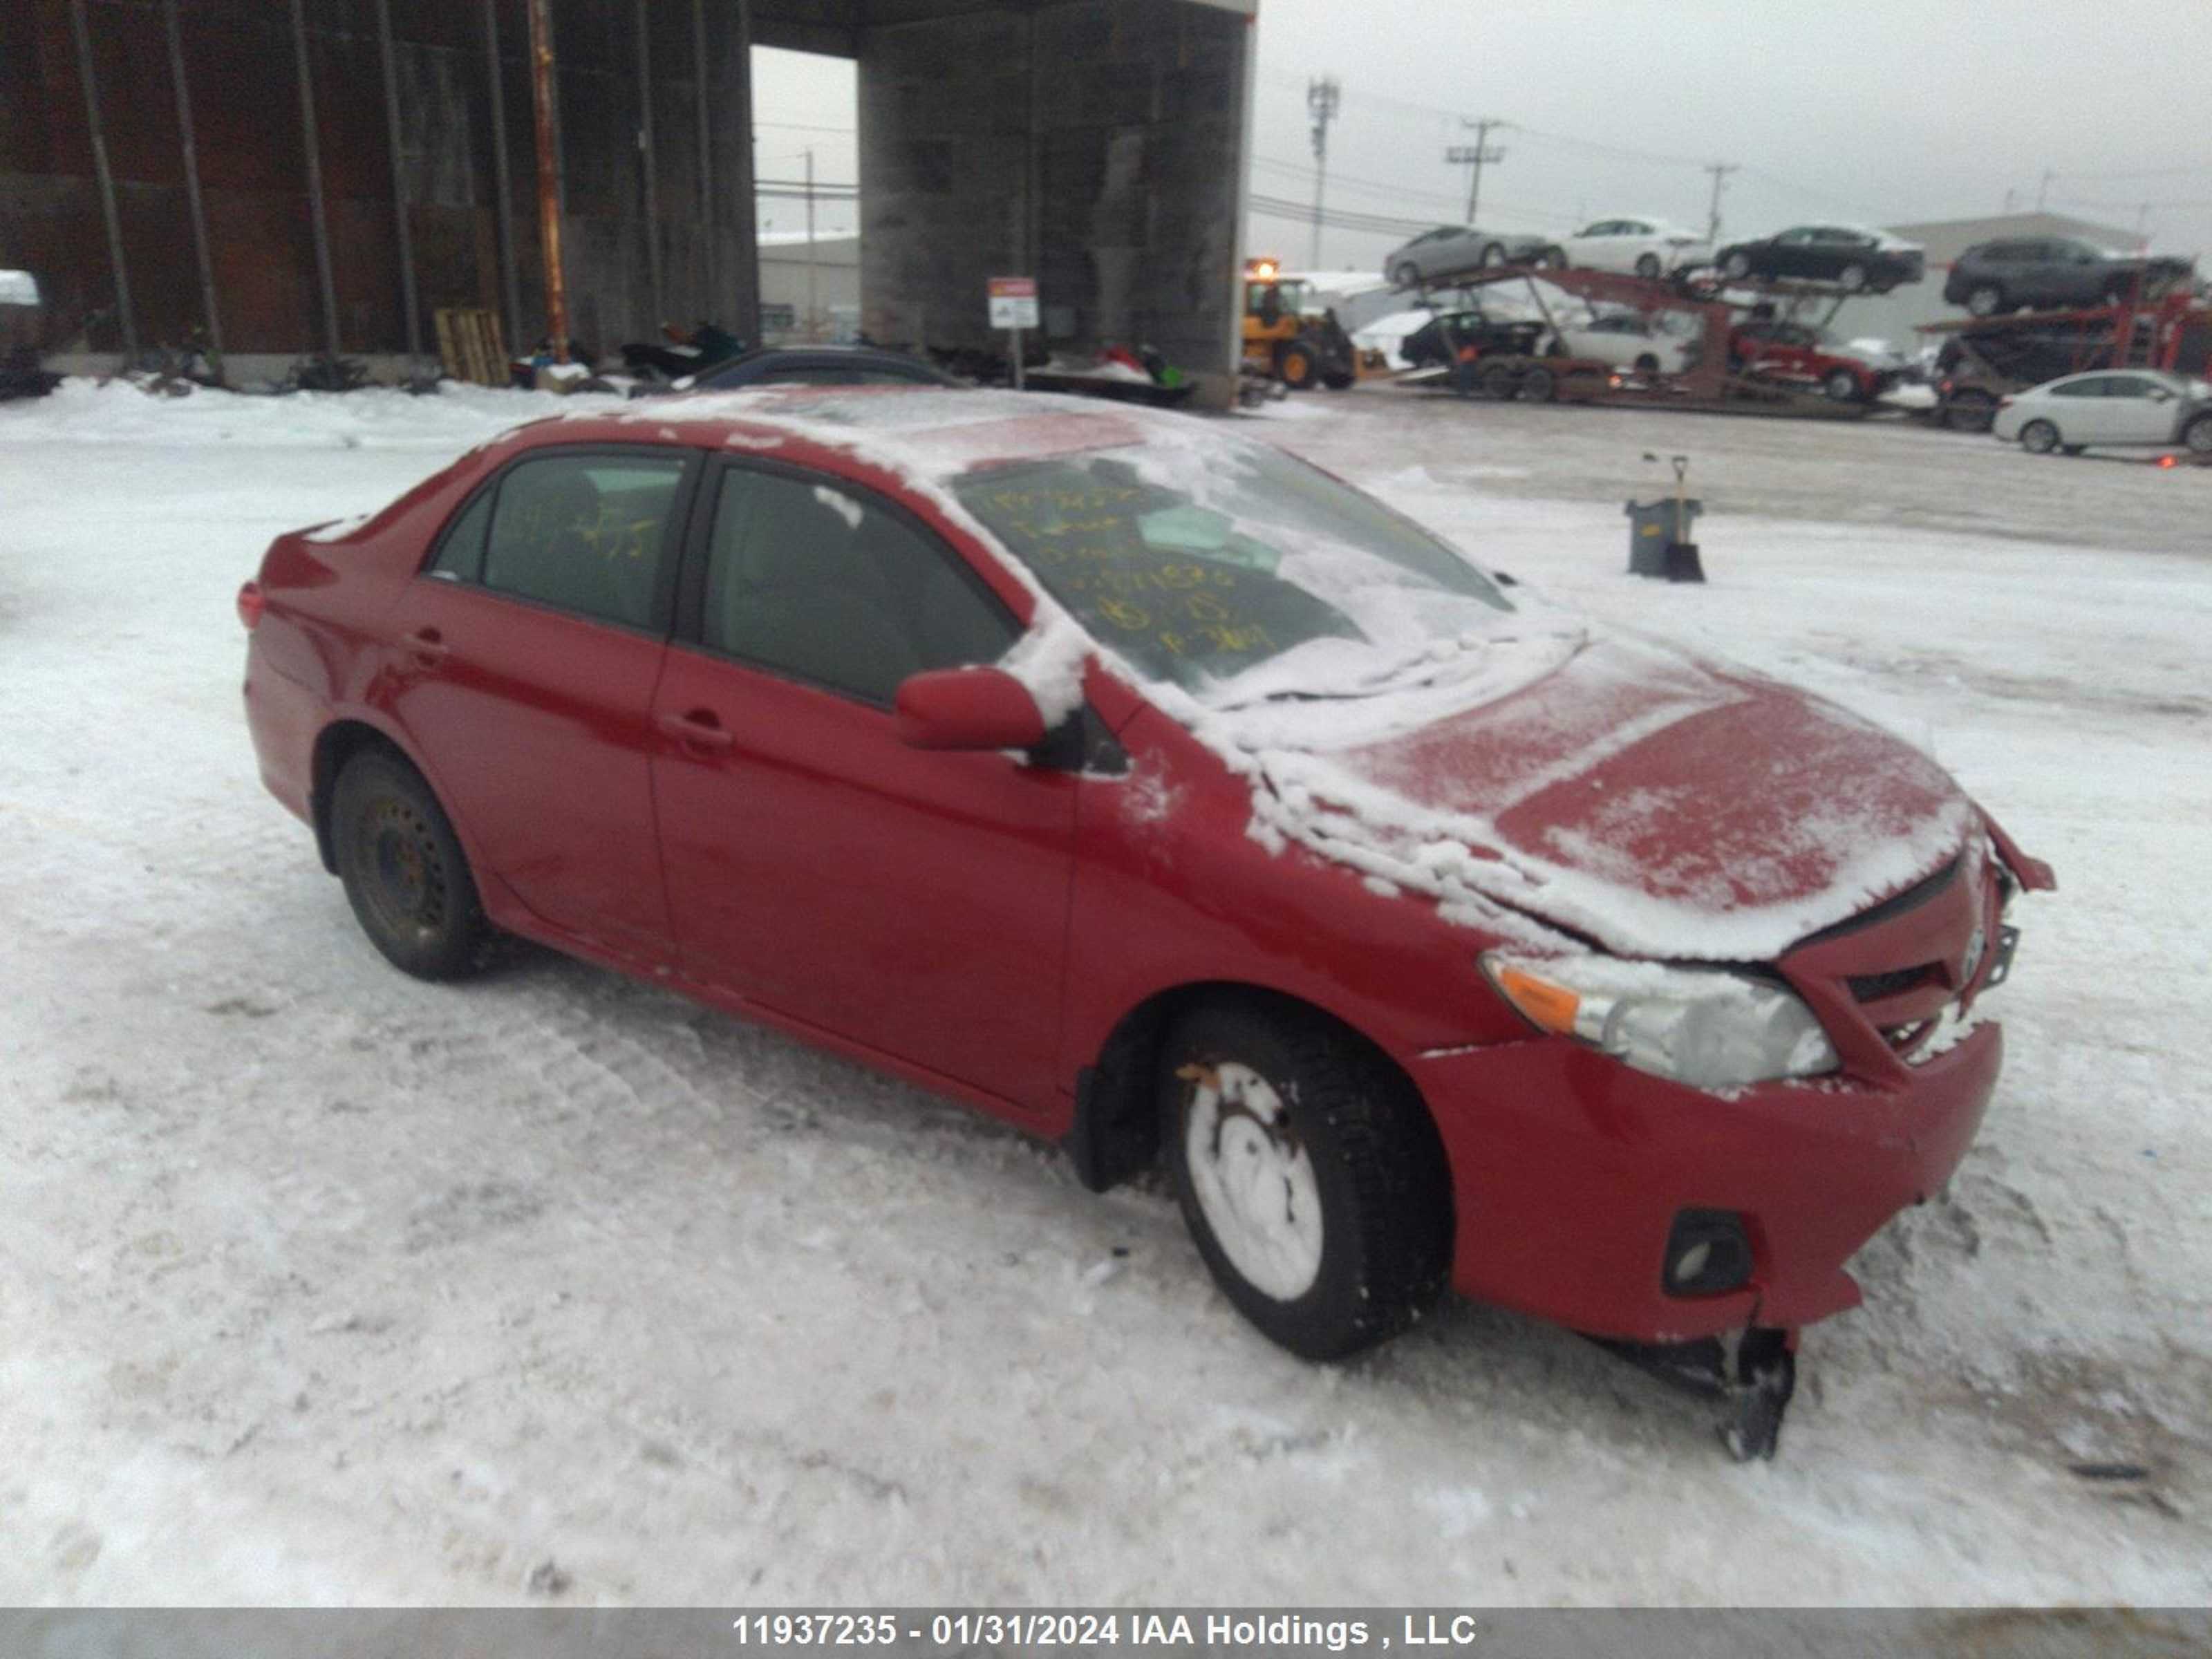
[2019,419,2060,456]
[1965,284,2004,317]
[1479,241,1506,268]
[1722,250,1752,280]
[1160,996,1452,1361]
[331,748,485,980]
[1837,263,1869,292]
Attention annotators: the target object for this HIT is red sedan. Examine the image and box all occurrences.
[239,388,2050,1456]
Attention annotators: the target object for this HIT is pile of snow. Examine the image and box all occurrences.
[1351,308,1438,368]
[0,268,39,307]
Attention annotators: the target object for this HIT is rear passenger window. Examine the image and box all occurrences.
[479,453,688,630]
[429,487,494,580]
[700,467,1018,706]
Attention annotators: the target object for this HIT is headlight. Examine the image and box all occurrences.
[1481,953,1838,1090]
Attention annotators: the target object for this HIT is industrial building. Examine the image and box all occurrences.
[1,0,1256,404]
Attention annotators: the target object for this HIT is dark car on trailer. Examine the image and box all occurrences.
[1398,308,1548,375]
[1943,236,2195,318]
[1716,225,1926,293]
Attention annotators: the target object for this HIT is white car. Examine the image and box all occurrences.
[1551,310,1698,375]
[1549,216,1712,279]
[1991,368,2212,456]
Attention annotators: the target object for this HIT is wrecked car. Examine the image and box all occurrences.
[239,388,2050,1459]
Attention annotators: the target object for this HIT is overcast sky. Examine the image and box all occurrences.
[750,1,2211,265]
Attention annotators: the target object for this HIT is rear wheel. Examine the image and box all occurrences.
[1722,250,1752,280]
[1943,388,1997,433]
[2019,418,2061,455]
[1823,366,1861,402]
[1965,283,2005,317]
[1391,261,1421,291]
[1537,245,1567,270]
[1478,241,1507,268]
[331,749,485,980]
[1633,352,1662,374]
[1161,997,1452,1360]
[1517,364,1556,402]
[1476,358,1519,400]
[1837,263,1870,292]
[2184,413,2212,454]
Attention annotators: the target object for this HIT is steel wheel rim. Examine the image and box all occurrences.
[1183,1062,1324,1302]
[357,796,447,941]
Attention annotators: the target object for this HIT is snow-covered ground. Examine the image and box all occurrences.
[3,379,2208,1604]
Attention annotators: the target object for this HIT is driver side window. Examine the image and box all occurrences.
[697,466,1019,706]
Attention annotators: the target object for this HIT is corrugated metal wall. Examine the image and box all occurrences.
[0,0,758,360]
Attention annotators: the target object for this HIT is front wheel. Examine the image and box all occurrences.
[1479,241,1507,268]
[1391,261,1421,291]
[1837,263,1869,292]
[2182,413,2212,454]
[1537,246,1567,270]
[1633,252,1661,280]
[331,748,486,980]
[1722,250,1752,280]
[1823,366,1861,402]
[2019,418,2060,455]
[1161,997,1452,1360]
[1965,284,2004,317]
[1517,364,1556,402]
[1277,341,1318,391]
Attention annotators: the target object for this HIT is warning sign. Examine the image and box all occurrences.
[988,276,1040,330]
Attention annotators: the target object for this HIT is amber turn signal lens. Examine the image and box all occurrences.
[1493,965,1581,1035]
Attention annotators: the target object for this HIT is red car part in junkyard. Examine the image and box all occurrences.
[238,388,2052,1459]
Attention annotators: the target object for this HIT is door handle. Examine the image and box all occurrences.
[405,626,447,667]
[657,708,735,751]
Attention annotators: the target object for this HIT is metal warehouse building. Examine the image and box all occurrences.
[1,0,1256,404]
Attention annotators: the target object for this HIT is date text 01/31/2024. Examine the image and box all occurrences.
[729,1613,1491,1649]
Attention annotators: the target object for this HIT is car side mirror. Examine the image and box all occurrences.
[894,666,1047,752]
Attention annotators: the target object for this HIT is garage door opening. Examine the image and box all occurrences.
[751,46,858,345]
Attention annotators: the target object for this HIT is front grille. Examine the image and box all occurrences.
[1848,964,1938,1002]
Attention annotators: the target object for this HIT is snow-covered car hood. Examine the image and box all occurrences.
[1226,629,1976,963]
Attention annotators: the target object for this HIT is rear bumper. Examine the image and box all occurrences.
[243,659,321,828]
[1412,1022,2001,1341]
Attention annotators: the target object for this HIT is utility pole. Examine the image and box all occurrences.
[804,147,818,341]
[1306,75,1340,268]
[2036,169,2056,210]
[1447,118,1507,226]
[525,0,568,362]
[1702,162,1738,247]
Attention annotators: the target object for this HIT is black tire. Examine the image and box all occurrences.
[1837,263,1869,293]
[1943,388,1997,433]
[1517,364,1556,402]
[1391,261,1421,291]
[1476,358,1519,400]
[1965,283,2005,318]
[2019,418,2061,456]
[331,748,485,980]
[1538,245,1567,270]
[1721,250,1752,281]
[1823,366,1861,402]
[2184,413,2212,455]
[1159,996,1451,1360]
[1320,366,1355,390]
[1633,352,1662,374]
[1478,241,1506,268]
[1633,252,1662,280]
[1277,342,1318,391]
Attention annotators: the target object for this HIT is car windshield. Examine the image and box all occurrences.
[951,435,1515,704]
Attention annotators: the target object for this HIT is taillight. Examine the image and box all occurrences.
[237,581,265,630]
